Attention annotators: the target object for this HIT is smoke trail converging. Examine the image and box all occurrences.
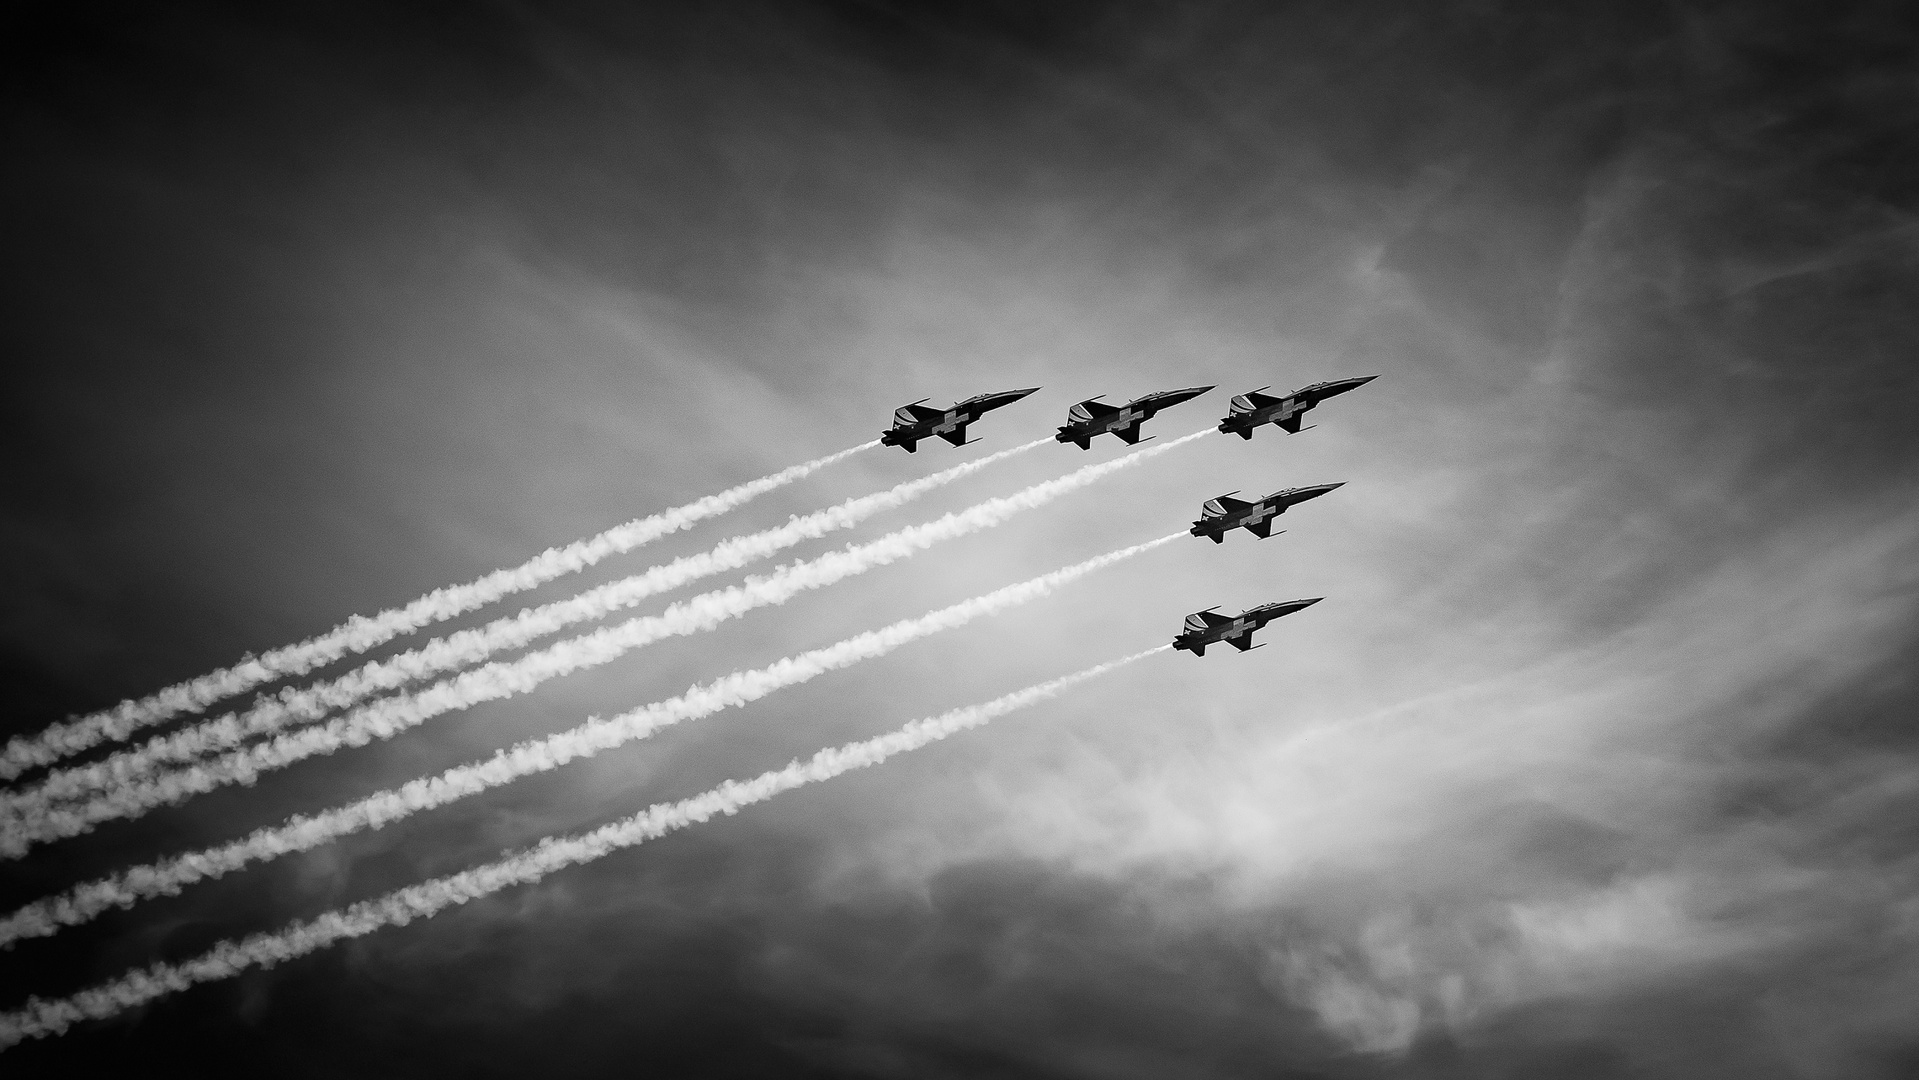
[3,431,1205,854]
[0,536,1178,945]
[5,439,1048,817]
[0,443,876,782]
[0,647,1168,1049]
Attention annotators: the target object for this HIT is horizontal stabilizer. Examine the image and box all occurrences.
[1209,533,1224,544]
[1236,429,1254,440]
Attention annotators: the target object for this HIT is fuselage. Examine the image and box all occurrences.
[1171,598,1322,654]
[1056,386,1213,447]
[1217,376,1375,437]
[1189,483,1343,541]
[882,387,1041,451]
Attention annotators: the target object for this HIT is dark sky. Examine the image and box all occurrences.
[5,1,1919,1076]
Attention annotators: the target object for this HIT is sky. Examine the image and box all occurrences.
[3,1,1917,1075]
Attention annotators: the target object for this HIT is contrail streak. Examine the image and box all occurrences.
[0,443,876,782]
[0,647,1168,1049]
[3,431,1205,854]
[6,439,1049,817]
[0,537,1177,945]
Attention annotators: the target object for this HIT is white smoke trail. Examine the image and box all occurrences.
[6,439,1048,817]
[0,443,876,782]
[0,536,1178,945]
[3,431,1205,854]
[0,647,1168,1049]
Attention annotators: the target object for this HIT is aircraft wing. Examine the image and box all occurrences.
[1244,519,1273,539]
[1226,632,1260,651]
[1276,410,1307,434]
[1207,495,1252,513]
[1112,422,1145,444]
[1071,397,1120,417]
[937,426,971,446]
[1239,390,1282,409]
[899,403,945,423]
[1190,610,1233,627]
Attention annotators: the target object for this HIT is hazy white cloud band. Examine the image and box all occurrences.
[0,442,876,781]
[0,535,1176,946]
[4,439,1048,818]
[2,431,1204,854]
[0,646,1167,1049]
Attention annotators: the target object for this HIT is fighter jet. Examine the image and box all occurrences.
[1189,482,1343,543]
[881,387,1041,453]
[1055,385,1215,449]
[1217,376,1376,439]
[1172,598,1322,656]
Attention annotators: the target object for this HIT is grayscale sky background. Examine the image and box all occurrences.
[4,2,1917,1076]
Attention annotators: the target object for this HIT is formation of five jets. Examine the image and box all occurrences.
[880,377,1377,655]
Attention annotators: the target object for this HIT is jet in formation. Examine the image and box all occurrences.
[1172,598,1322,655]
[1055,385,1215,449]
[882,387,1041,452]
[1189,482,1344,543]
[1218,376,1376,439]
